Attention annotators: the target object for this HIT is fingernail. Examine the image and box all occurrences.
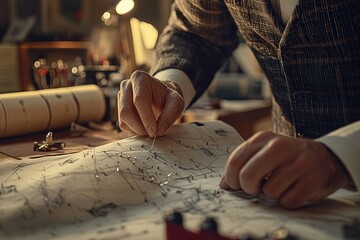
[147,127,156,137]
[219,177,230,190]
[158,123,168,136]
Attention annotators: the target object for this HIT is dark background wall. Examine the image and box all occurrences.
[0,0,173,41]
[0,1,10,38]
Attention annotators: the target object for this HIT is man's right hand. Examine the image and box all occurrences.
[117,70,185,137]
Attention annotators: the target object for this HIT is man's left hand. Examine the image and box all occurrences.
[219,131,349,209]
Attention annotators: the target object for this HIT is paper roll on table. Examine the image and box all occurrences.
[0,85,106,138]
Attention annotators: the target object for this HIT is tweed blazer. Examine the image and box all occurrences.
[151,0,360,139]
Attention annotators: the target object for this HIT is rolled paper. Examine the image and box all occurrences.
[0,100,6,136]
[40,89,78,130]
[68,85,106,123]
[0,92,50,138]
[0,85,106,138]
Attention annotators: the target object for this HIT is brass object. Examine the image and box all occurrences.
[33,132,65,152]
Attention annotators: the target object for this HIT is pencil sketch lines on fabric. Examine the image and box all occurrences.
[0,121,243,239]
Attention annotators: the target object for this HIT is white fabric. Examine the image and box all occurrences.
[271,0,299,23]
[154,69,195,111]
[316,121,360,190]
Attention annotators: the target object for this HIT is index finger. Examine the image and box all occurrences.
[222,131,275,190]
[131,71,158,137]
[118,80,147,135]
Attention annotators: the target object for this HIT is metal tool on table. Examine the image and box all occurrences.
[33,132,66,152]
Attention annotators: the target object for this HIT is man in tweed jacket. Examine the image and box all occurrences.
[118,0,360,209]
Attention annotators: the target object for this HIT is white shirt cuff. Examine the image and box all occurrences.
[316,121,360,191]
[154,69,196,111]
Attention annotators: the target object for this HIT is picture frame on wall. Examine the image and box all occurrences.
[46,0,93,34]
[8,0,46,34]
[7,0,93,36]
[2,16,36,42]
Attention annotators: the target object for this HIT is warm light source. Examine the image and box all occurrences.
[130,18,158,66]
[102,12,111,21]
[116,0,135,15]
[101,11,118,26]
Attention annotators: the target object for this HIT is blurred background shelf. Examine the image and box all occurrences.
[19,41,89,90]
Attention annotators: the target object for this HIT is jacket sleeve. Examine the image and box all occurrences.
[150,0,239,104]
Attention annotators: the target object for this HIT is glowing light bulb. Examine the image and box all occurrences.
[102,12,111,21]
[116,0,134,15]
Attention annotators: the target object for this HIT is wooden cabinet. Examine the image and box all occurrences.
[19,41,89,90]
[0,44,21,93]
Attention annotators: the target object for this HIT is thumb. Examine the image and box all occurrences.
[156,90,184,136]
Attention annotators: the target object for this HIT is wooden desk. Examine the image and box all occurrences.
[0,99,272,159]
[182,99,272,140]
[0,122,128,160]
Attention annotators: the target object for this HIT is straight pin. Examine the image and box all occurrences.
[147,135,157,159]
[150,135,157,151]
